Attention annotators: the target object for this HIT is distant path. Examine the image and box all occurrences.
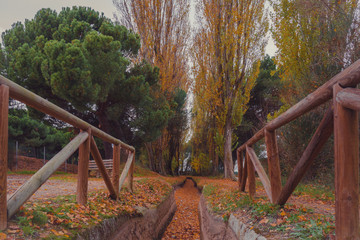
[162,179,201,240]
[7,175,107,200]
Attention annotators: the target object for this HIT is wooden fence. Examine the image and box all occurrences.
[0,75,136,230]
[236,59,360,239]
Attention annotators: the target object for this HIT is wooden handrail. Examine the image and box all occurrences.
[0,75,136,229]
[0,75,134,152]
[7,132,89,218]
[235,60,360,239]
[237,59,360,152]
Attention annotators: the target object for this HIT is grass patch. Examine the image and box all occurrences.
[293,183,334,201]
[202,182,335,239]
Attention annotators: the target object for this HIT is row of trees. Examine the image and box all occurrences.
[2,0,359,179]
[0,6,188,175]
[189,0,360,181]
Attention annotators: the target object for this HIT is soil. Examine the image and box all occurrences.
[7,175,107,200]
[162,179,201,240]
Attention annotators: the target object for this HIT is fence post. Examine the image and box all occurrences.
[76,128,91,205]
[333,84,359,239]
[264,129,282,203]
[237,150,242,188]
[240,153,247,192]
[112,144,121,197]
[129,150,135,192]
[246,147,256,198]
[0,85,9,230]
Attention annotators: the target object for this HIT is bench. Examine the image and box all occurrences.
[89,159,113,177]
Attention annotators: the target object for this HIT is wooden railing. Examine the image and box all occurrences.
[0,75,136,230]
[236,59,360,239]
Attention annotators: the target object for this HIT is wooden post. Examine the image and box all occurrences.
[334,84,359,239]
[77,129,91,205]
[237,150,243,188]
[128,151,135,192]
[264,129,282,203]
[277,107,333,205]
[118,152,134,193]
[246,147,256,198]
[112,144,121,197]
[89,137,117,199]
[7,132,89,218]
[246,146,272,201]
[0,85,9,230]
[240,153,247,192]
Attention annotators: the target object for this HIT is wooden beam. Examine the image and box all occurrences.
[336,88,360,111]
[237,58,360,152]
[277,106,333,205]
[128,151,135,192]
[77,129,91,205]
[246,146,272,201]
[7,132,89,218]
[240,154,247,192]
[333,84,359,239]
[265,129,282,203]
[112,144,121,197]
[237,151,243,188]
[118,152,134,194]
[246,148,256,198]
[0,75,134,151]
[0,85,9,230]
[238,129,264,152]
[90,137,117,199]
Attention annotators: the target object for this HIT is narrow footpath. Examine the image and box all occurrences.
[162,179,201,240]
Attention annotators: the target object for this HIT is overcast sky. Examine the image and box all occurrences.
[0,0,276,56]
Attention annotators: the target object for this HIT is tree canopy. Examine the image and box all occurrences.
[2,7,171,157]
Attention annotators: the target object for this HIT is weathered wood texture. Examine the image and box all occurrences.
[246,146,272,201]
[0,75,134,151]
[237,151,243,188]
[88,159,113,170]
[118,152,134,193]
[77,129,91,205]
[89,137,117,199]
[246,149,256,198]
[112,145,121,197]
[333,84,359,239]
[128,151,135,192]
[336,88,360,111]
[240,153,248,192]
[0,85,9,230]
[264,129,282,203]
[277,106,334,205]
[238,58,360,152]
[7,132,89,218]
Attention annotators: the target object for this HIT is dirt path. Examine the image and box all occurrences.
[162,179,201,240]
[7,175,107,200]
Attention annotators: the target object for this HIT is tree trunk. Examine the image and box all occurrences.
[144,142,156,171]
[224,117,236,180]
[96,111,113,159]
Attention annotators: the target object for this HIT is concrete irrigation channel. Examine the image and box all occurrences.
[77,177,265,240]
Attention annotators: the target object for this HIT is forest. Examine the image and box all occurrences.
[1,0,359,184]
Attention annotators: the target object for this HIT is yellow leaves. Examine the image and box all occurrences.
[280,209,287,217]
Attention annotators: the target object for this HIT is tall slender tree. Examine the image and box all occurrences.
[113,0,190,174]
[192,0,268,179]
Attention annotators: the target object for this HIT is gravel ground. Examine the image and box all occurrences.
[7,174,108,201]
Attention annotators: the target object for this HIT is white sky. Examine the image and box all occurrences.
[0,0,277,56]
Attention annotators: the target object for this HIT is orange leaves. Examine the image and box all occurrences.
[7,178,172,239]
[0,233,6,240]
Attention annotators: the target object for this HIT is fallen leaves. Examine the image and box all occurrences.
[162,180,200,240]
[6,178,173,239]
